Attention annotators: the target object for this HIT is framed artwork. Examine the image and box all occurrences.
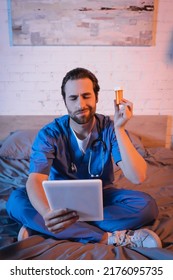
[8,0,156,46]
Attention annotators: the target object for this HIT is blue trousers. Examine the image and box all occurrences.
[6,186,158,244]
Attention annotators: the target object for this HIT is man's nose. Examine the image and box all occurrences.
[77,96,85,108]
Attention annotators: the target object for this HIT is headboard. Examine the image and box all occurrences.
[0,115,169,148]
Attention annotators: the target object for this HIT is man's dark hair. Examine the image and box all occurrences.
[61,67,100,101]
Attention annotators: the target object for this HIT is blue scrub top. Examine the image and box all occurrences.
[29,114,122,186]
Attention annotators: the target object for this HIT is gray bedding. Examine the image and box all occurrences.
[0,158,29,247]
[0,130,173,260]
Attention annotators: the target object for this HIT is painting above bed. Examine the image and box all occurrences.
[8,0,156,46]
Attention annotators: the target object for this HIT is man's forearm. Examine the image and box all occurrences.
[26,173,50,217]
[115,127,147,184]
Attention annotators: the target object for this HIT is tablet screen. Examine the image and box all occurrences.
[42,179,103,221]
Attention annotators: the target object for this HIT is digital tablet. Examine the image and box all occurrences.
[42,179,103,221]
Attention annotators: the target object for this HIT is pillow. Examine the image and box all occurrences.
[0,139,4,148]
[0,129,38,160]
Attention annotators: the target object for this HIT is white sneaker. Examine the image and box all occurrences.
[18,226,33,241]
[108,228,162,248]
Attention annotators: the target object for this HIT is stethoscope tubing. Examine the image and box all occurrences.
[69,114,107,177]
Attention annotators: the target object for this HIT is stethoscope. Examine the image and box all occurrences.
[69,115,107,177]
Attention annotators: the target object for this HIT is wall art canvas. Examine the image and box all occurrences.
[8,0,156,46]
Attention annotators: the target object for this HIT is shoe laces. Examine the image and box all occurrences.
[113,230,148,248]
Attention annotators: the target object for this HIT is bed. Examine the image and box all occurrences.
[0,115,173,260]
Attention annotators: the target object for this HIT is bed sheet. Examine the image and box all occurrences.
[0,158,29,247]
[0,147,173,259]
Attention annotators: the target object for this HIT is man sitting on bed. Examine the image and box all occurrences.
[7,67,162,248]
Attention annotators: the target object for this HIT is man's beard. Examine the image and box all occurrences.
[68,107,96,124]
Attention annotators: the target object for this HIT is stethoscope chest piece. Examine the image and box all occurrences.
[71,162,77,173]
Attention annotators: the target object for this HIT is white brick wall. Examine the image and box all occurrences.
[0,0,173,146]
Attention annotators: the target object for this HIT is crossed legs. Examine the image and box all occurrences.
[6,186,158,244]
